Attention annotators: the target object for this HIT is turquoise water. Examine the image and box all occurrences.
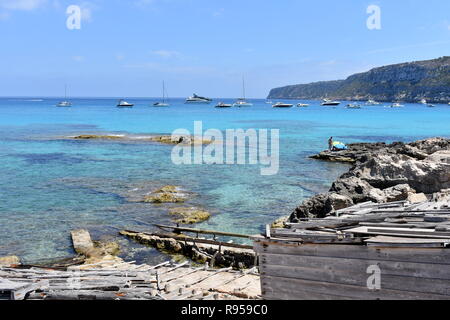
[1,97,449,264]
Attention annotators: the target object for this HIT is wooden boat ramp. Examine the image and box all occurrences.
[0,260,261,300]
[253,200,450,300]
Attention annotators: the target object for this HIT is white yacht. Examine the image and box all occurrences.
[366,99,380,106]
[117,99,134,108]
[153,81,170,107]
[233,77,253,107]
[185,94,212,104]
[390,103,404,108]
[56,85,72,107]
[215,102,233,108]
[273,102,294,108]
[321,99,341,106]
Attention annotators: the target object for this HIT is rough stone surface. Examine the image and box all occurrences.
[290,137,450,221]
[143,186,188,204]
[168,207,211,224]
[0,255,20,267]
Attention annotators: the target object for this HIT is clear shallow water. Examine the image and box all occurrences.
[1,98,449,263]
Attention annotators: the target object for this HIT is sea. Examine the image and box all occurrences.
[1,97,449,264]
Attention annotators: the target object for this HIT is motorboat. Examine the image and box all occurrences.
[346,104,362,109]
[185,94,212,104]
[215,102,233,108]
[153,81,170,107]
[390,103,404,108]
[297,103,309,107]
[272,102,294,108]
[117,99,134,108]
[366,99,380,105]
[321,99,341,106]
[56,85,72,107]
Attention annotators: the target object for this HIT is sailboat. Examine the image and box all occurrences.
[56,85,72,107]
[233,77,253,107]
[153,81,170,107]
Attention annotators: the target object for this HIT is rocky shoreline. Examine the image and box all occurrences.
[290,137,450,222]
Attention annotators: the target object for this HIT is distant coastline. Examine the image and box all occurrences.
[268,56,450,103]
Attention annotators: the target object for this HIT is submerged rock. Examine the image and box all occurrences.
[143,185,188,204]
[168,207,211,224]
[271,216,289,229]
[71,229,122,266]
[73,135,123,140]
[0,255,20,267]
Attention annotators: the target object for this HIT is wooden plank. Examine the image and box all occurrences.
[152,224,250,239]
[253,241,450,265]
[365,236,449,247]
[166,271,215,288]
[260,252,450,281]
[260,275,450,300]
[190,272,238,291]
[260,262,450,296]
[346,226,450,239]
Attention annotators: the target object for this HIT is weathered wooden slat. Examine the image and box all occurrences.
[253,241,450,265]
[152,224,250,239]
[260,261,450,295]
[346,226,450,239]
[261,275,450,300]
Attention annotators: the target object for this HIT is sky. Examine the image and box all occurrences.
[0,0,450,98]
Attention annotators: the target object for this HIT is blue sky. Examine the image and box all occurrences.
[0,0,450,98]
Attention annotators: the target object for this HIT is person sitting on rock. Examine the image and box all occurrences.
[328,137,334,151]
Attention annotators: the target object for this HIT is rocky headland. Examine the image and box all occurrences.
[290,137,450,222]
[268,56,450,103]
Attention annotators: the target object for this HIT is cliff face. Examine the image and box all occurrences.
[268,56,450,103]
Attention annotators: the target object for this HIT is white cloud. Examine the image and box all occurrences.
[124,62,215,75]
[0,0,47,11]
[72,55,85,62]
[0,11,9,19]
[213,8,224,17]
[150,50,182,59]
[134,0,154,8]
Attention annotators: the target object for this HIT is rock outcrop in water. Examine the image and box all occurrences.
[290,137,450,222]
[268,56,450,103]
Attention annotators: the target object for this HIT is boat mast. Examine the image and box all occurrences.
[162,81,165,103]
[242,77,246,100]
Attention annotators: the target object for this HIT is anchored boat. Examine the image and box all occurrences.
[56,85,72,107]
[153,81,170,107]
[321,99,341,106]
[117,99,134,108]
[215,102,233,108]
[185,94,212,104]
[233,77,253,107]
[273,102,294,108]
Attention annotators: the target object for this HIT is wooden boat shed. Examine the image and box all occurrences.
[253,200,450,300]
